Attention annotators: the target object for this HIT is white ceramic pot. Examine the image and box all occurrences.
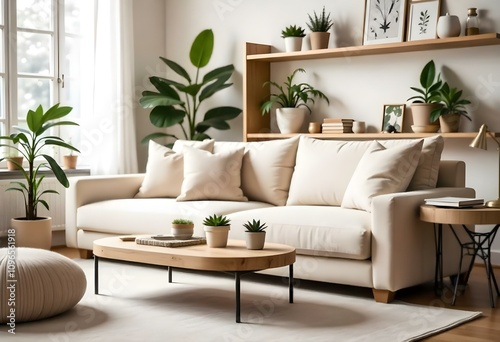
[352,121,366,133]
[11,217,52,249]
[204,225,230,248]
[245,232,266,250]
[276,107,307,133]
[171,224,194,239]
[284,37,303,52]
[437,13,461,38]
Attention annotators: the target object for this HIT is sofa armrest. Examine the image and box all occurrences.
[65,174,145,248]
[371,186,475,292]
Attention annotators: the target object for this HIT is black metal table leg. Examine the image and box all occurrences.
[235,272,241,323]
[289,264,294,303]
[94,255,99,295]
[168,266,173,283]
[434,223,443,296]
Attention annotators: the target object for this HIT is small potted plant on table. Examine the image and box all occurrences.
[306,6,333,49]
[171,218,194,239]
[243,219,267,250]
[281,24,306,52]
[203,214,231,248]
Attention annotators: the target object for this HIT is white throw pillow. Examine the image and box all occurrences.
[172,139,215,153]
[176,146,248,202]
[135,140,214,198]
[341,140,423,212]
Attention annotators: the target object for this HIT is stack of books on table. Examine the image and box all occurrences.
[322,118,354,133]
[424,197,484,208]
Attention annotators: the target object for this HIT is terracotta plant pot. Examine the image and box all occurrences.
[410,103,441,132]
[204,225,230,248]
[6,156,24,171]
[310,32,330,49]
[439,114,461,133]
[11,217,52,249]
[245,232,266,250]
[171,223,194,240]
[63,155,78,169]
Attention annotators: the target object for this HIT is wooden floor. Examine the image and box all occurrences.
[52,246,499,341]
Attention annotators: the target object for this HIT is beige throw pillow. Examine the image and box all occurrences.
[176,146,247,202]
[135,140,214,198]
[341,140,423,212]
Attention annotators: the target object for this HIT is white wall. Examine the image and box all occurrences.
[135,0,500,262]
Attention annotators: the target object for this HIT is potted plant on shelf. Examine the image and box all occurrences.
[261,68,329,133]
[202,214,231,248]
[171,218,194,240]
[139,29,241,146]
[4,149,23,171]
[407,60,443,132]
[430,82,472,133]
[0,103,79,249]
[306,6,333,49]
[243,219,267,250]
[281,24,306,52]
[62,138,78,169]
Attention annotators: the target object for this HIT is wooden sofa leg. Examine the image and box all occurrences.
[79,249,93,259]
[372,289,396,303]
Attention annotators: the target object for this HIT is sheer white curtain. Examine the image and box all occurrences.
[80,0,138,175]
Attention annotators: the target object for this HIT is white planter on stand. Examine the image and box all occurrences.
[276,107,307,133]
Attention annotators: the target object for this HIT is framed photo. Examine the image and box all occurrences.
[407,0,441,41]
[382,104,405,132]
[363,0,408,45]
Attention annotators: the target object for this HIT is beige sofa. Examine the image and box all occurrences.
[66,135,474,302]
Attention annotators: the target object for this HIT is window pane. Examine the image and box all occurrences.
[65,0,83,35]
[0,28,3,72]
[0,77,4,119]
[17,0,53,31]
[17,78,52,118]
[17,31,53,75]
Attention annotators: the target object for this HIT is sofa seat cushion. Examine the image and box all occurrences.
[228,206,371,260]
[77,199,272,236]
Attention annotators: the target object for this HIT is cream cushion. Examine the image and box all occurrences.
[177,146,247,202]
[172,139,215,153]
[0,248,86,323]
[341,140,423,212]
[287,136,373,206]
[135,140,214,198]
[215,137,299,206]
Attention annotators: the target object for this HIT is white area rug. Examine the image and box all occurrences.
[1,259,481,342]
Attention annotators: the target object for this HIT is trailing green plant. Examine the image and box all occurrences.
[0,104,80,220]
[139,29,241,144]
[430,82,472,122]
[172,218,193,225]
[203,214,230,226]
[243,219,267,232]
[260,68,330,115]
[407,60,442,103]
[281,25,306,38]
[306,6,333,32]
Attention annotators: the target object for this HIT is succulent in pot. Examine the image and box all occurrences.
[281,25,306,52]
[203,214,231,248]
[171,218,194,240]
[430,82,471,132]
[243,219,267,250]
[306,6,334,49]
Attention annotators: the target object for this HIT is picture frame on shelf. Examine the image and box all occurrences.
[382,104,405,132]
[407,0,441,41]
[363,0,408,45]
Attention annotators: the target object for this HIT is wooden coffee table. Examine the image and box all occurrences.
[93,236,296,322]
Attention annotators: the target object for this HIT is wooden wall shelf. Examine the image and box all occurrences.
[247,132,500,141]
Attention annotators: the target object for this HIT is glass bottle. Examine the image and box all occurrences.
[466,8,479,36]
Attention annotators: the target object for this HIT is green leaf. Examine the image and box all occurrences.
[140,132,177,144]
[38,121,79,135]
[26,106,43,133]
[202,65,234,84]
[42,154,70,188]
[150,106,185,128]
[203,106,242,121]
[160,57,191,83]
[190,29,214,68]
[199,80,232,102]
[43,103,73,122]
[44,139,80,153]
[149,77,182,99]
[420,60,436,88]
[139,93,184,108]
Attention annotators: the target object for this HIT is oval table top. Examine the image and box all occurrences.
[420,204,500,225]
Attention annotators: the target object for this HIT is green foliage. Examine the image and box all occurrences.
[306,6,333,32]
[281,25,306,38]
[203,214,230,226]
[172,218,193,225]
[0,104,80,220]
[430,82,472,122]
[243,219,267,232]
[407,60,443,103]
[139,29,241,144]
[260,68,330,115]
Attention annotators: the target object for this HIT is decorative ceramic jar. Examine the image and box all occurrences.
[437,13,461,38]
[352,121,366,133]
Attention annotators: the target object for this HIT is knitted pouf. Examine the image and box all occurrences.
[0,247,87,323]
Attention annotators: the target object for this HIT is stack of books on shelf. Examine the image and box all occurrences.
[322,118,354,133]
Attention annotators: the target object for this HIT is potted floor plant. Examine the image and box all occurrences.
[261,68,329,133]
[243,219,267,250]
[203,214,231,248]
[282,24,306,52]
[306,6,333,49]
[430,82,472,132]
[407,60,443,131]
[0,103,79,249]
[171,218,194,239]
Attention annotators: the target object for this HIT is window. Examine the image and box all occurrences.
[0,0,92,164]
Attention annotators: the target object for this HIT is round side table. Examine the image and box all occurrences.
[420,205,500,307]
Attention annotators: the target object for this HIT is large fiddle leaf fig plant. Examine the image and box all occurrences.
[139,29,241,143]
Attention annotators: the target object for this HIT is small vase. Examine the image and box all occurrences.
[308,122,322,133]
[284,37,303,52]
[204,225,230,248]
[352,121,366,133]
[276,107,307,133]
[437,13,461,38]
